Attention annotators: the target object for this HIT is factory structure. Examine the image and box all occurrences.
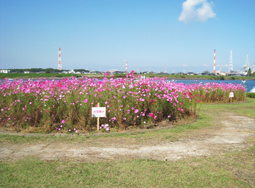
[213,49,216,74]
[58,47,62,70]
[53,48,254,76]
[214,49,253,76]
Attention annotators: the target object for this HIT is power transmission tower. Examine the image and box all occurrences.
[228,50,233,73]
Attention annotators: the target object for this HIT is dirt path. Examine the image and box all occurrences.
[0,112,254,162]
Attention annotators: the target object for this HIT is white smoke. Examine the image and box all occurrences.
[178,0,216,23]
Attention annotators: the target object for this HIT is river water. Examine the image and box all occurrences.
[169,79,255,92]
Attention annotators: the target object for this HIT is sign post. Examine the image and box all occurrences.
[92,103,106,131]
[229,92,234,102]
[97,103,100,130]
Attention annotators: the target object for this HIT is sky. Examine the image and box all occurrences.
[0,0,254,73]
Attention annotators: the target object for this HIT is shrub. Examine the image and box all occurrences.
[247,93,255,98]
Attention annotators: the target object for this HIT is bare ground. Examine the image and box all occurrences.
[0,112,254,162]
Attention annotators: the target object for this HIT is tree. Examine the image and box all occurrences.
[45,68,54,73]
[247,68,252,76]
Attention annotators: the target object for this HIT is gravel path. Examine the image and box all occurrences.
[0,113,254,162]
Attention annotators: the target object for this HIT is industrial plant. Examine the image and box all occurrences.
[1,48,254,76]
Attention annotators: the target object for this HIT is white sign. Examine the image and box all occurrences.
[229,92,234,98]
[92,107,106,117]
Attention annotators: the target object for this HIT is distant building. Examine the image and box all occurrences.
[219,71,227,76]
[187,72,196,75]
[229,70,245,76]
[68,70,76,74]
[141,71,149,74]
[0,69,10,73]
[89,70,96,74]
[36,71,46,74]
[176,72,185,75]
[201,71,211,75]
[115,71,125,74]
[157,72,167,75]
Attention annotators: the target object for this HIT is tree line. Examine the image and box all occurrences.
[8,68,89,73]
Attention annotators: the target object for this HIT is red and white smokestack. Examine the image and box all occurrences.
[126,62,127,73]
[213,49,216,74]
[58,48,62,70]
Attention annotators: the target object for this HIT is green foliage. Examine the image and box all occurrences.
[73,69,89,72]
[0,73,79,79]
[247,68,252,76]
[247,92,255,98]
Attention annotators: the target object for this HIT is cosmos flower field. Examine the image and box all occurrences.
[0,72,246,133]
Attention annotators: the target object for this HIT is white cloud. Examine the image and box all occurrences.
[182,64,188,67]
[203,64,209,67]
[178,0,216,23]
[217,64,229,67]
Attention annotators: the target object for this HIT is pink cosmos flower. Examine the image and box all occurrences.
[149,113,155,118]
[134,109,139,113]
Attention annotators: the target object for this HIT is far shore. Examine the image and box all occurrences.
[1,73,255,81]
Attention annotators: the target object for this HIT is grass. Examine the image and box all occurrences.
[0,98,255,187]
[0,112,211,145]
[200,98,255,118]
[1,141,254,187]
